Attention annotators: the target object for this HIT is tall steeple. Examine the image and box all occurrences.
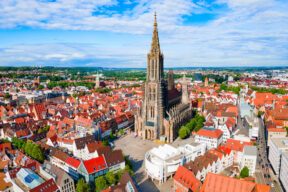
[140,12,166,141]
[147,12,164,82]
[182,73,189,104]
[151,12,160,53]
[95,71,100,89]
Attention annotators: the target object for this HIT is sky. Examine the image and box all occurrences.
[0,0,287,68]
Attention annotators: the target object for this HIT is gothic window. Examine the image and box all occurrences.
[151,59,154,79]
[150,106,154,119]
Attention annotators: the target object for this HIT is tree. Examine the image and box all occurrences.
[105,171,116,185]
[240,166,249,178]
[76,178,90,192]
[258,111,263,118]
[31,145,44,163]
[178,126,190,139]
[118,129,124,135]
[25,141,34,155]
[37,128,43,134]
[37,85,44,90]
[194,120,204,132]
[109,132,114,140]
[95,176,108,192]
[4,93,10,99]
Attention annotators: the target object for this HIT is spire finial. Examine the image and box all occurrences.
[151,12,160,52]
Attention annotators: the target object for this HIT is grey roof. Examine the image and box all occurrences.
[271,137,288,149]
[243,145,257,156]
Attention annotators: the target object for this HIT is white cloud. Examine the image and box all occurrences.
[0,0,287,67]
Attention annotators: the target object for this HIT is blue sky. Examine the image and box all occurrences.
[0,0,287,68]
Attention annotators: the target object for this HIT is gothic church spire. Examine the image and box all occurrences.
[151,12,160,53]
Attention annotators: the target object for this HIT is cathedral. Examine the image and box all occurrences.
[135,13,193,143]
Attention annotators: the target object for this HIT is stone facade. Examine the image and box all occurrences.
[135,13,192,143]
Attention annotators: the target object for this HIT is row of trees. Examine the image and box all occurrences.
[179,113,205,139]
[11,137,44,163]
[76,155,134,192]
[217,84,242,95]
[250,86,288,95]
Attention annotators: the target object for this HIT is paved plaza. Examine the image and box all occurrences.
[114,135,195,192]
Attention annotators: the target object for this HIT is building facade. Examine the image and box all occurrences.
[268,137,288,175]
[145,142,206,183]
[135,13,193,143]
[280,152,288,192]
[240,145,257,176]
[195,127,223,150]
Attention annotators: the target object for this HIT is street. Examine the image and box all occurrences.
[256,117,283,192]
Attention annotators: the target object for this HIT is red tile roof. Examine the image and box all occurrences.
[208,149,224,160]
[15,117,25,124]
[267,128,286,132]
[217,146,232,155]
[174,166,201,192]
[29,178,59,192]
[225,139,253,152]
[0,143,11,152]
[200,172,270,192]
[65,157,81,169]
[196,128,223,139]
[83,156,107,174]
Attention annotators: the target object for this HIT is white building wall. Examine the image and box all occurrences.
[280,152,288,192]
[145,143,206,183]
[241,154,256,176]
[195,135,221,150]
[268,138,288,175]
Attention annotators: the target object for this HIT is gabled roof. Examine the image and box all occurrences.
[102,150,125,168]
[29,178,59,192]
[200,172,270,192]
[225,139,254,152]
[174,165,201,192]
[65,157,81,169]
[52,150,69,162]
[86,141,103,153]
[83,156,107,174]
[217,146,232,155]
[74,135,95,150]
[196,128,223,139]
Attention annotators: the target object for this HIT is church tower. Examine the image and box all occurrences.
[141,13,166,140]
[181,73,189,104]
[205,77,208,87]
[95,72,100,89]
[167,69,175,90]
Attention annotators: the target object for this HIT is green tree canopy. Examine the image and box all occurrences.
[31,145,44,163]
[179,126,190,139]
[258,111,263,118]
[240,166,249,178]
[76,178,90,192]
[105,171,116,185]
[4,93,10,98]
[118,129,124,135]
[95,176,108,192]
